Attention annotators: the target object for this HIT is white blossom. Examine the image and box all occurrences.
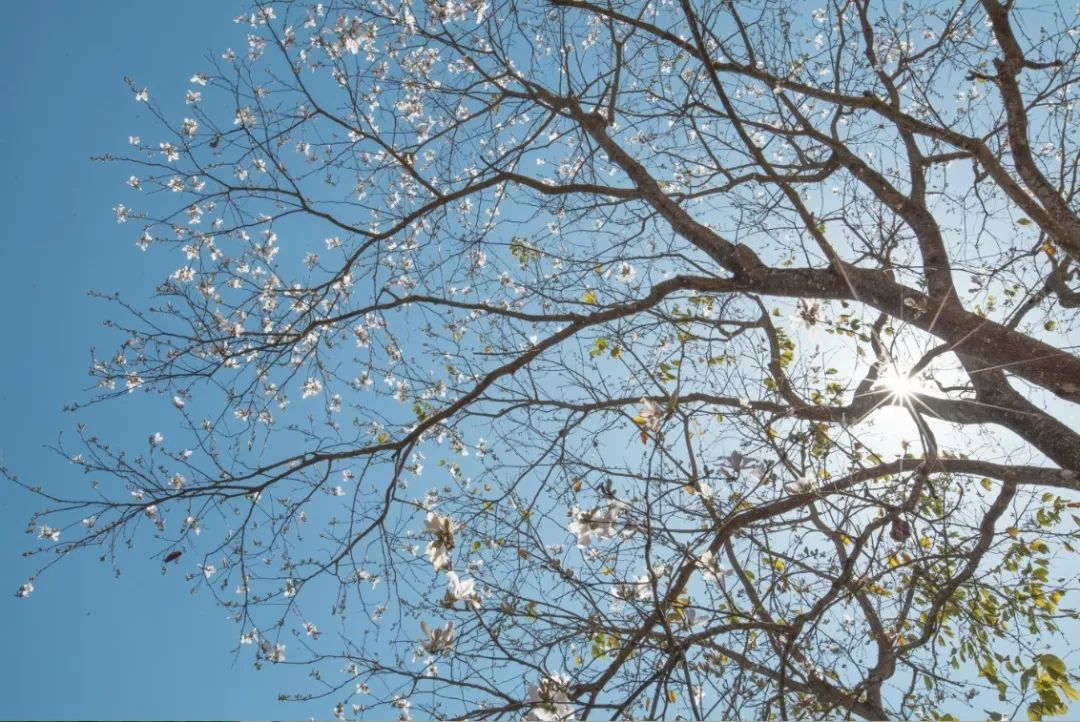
[567,503,624,547]
[790,298,823,332]
[301,377,323,398]
[525,675,576,721]
[784,473,819,495]
[419,620,455,653]
[635,397,663,435]
[445,571,481,609]
[698,550,734,586]
[424,511,460,571]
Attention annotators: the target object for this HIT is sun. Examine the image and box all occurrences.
[874,363,924,401]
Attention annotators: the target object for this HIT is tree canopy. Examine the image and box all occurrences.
[14,0,1080,719]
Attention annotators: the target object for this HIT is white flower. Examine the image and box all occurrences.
[698,550,734,586]
[184,515,201,535]
[611,575,650,602]
[38,526,60,542]
[424,512,462,571]
[159,142,179,162]
[234,106,257,127]
[525,675,575,721]
[425,509,460,537]
[445,571,480,609]
[201,564,216,579]
[301,377,323,398]
[784,473,819,495]
[635,397,663,435]
[170,473,186,490]
[149,432,164,447]
[15,581,33,598]
[392,695,412,722]
[567,503,624,547]
[267,642,286,663]
[190,74,209,85]
[304,622,321,639]
[419,620,455,653]
[134,87,149,102]
[427,542,452,572]
[789,298,823,332]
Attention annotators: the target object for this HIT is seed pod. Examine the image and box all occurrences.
[889,517,911,543]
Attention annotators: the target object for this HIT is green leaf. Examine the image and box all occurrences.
[1039,654,1066,678]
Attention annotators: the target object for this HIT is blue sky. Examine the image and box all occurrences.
[0,2,319,719]
[2,3,1078,721]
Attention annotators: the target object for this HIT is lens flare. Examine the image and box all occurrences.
[874,363,927,401]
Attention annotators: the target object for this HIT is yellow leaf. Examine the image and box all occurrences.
[583,290,597,305]
[666,690,678,703]
[1007,527,1020,539]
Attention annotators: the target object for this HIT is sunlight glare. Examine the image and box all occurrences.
[875,363,924,401]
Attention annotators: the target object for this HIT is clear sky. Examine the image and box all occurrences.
[0,2,322,719]
[3,3,1079,721]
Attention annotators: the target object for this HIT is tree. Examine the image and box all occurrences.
[12,0,1080,718]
